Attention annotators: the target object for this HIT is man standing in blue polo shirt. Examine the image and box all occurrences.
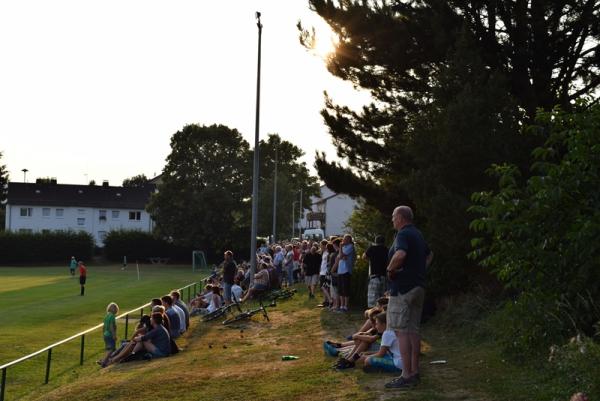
[385,206,433,389]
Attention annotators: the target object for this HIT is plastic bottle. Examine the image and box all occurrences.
[281,355,299,361]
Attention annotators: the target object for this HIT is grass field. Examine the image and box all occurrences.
[1,266,577,401]
[0,263,208,400]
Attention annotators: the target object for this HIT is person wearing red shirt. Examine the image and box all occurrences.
[78,261,87,296]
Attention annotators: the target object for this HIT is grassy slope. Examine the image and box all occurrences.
[17,288,574,401]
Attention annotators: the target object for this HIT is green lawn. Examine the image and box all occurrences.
[0,263,207,400]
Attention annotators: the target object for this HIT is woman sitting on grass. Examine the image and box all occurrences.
[240,262,270,302]
[104,315,152,367]
[131,312,171,359]
[324,308,383,365]
[193,285,222,315]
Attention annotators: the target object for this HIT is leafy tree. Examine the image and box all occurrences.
[470,104,600,346]
[146,124,251,257]
[122,174,149,188]
[302,1,600,295]
[344,202,393,249]
[0,152,8,231]
[255,134,320,241]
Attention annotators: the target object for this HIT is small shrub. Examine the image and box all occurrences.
[489,291,567,360]
[549,335,600,399]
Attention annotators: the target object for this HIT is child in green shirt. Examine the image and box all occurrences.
[99,302,119,368]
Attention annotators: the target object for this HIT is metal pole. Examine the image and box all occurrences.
[44,349,52,384]
[271,147,278,243]
[125,315,129,339]
[80,335,85,365]
[250,11,263,278]
[1,368,6,401]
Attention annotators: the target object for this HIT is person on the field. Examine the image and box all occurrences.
[69,256,77,276]
[78,261,87,296]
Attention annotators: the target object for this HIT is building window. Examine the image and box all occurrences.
[98,231,107,242]
[129,211,141,221]
[78,209,86,215]
[56,208,64,217]
[20,208,33,217]
[77,218,85,226]
[42,208,51,217]
[111,210,120,219]
[19,228,33,233]
[99,210,107,222]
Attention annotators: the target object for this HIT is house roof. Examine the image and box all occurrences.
[6,182,156,209]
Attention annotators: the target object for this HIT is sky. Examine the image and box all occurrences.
[0,0,370,185]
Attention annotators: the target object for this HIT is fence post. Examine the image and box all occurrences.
[125,314,129,338]
[140,307,143,319]
[44,348,52,384]
[194,283,197,297]
[1,367,6,401]
[80,335,85,365]
[187,286,190,302]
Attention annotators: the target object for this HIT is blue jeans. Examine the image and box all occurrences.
[223,282,233,303]
[286,265,294,284]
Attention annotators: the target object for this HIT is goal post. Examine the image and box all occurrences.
[192,250,207,272]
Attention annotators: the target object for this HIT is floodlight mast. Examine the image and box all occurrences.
[249,12,262,279]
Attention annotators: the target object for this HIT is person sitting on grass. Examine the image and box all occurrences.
[98,302,119,367]
[240,262,270,303]
[355,297,389,333]
[131,312,171,359]
[171,290,190,330]
[104,315,152,366]
[194,285,222,315]
[231,279,243,303]
[161,295,181,339]
[152,305,171,334]
[362,313,402,373]
[189,285,213,312]
[324,308,383,363]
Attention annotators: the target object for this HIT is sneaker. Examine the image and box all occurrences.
[323,342,340,357]
[384,376,417,389]
[335,359,355,370]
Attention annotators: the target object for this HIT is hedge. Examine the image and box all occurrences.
[0,231,94,265]
[103,230,191,262]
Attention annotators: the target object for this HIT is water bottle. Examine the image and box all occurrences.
[281,355,299,361]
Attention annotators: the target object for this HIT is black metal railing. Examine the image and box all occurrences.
[0,280,201,401]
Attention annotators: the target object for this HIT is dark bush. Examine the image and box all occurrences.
[349,258,369,310]
[103,230,191,262]
[0,231,93,265]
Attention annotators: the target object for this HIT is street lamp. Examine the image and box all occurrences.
[249,11,263,278]
[21,168,28,183]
